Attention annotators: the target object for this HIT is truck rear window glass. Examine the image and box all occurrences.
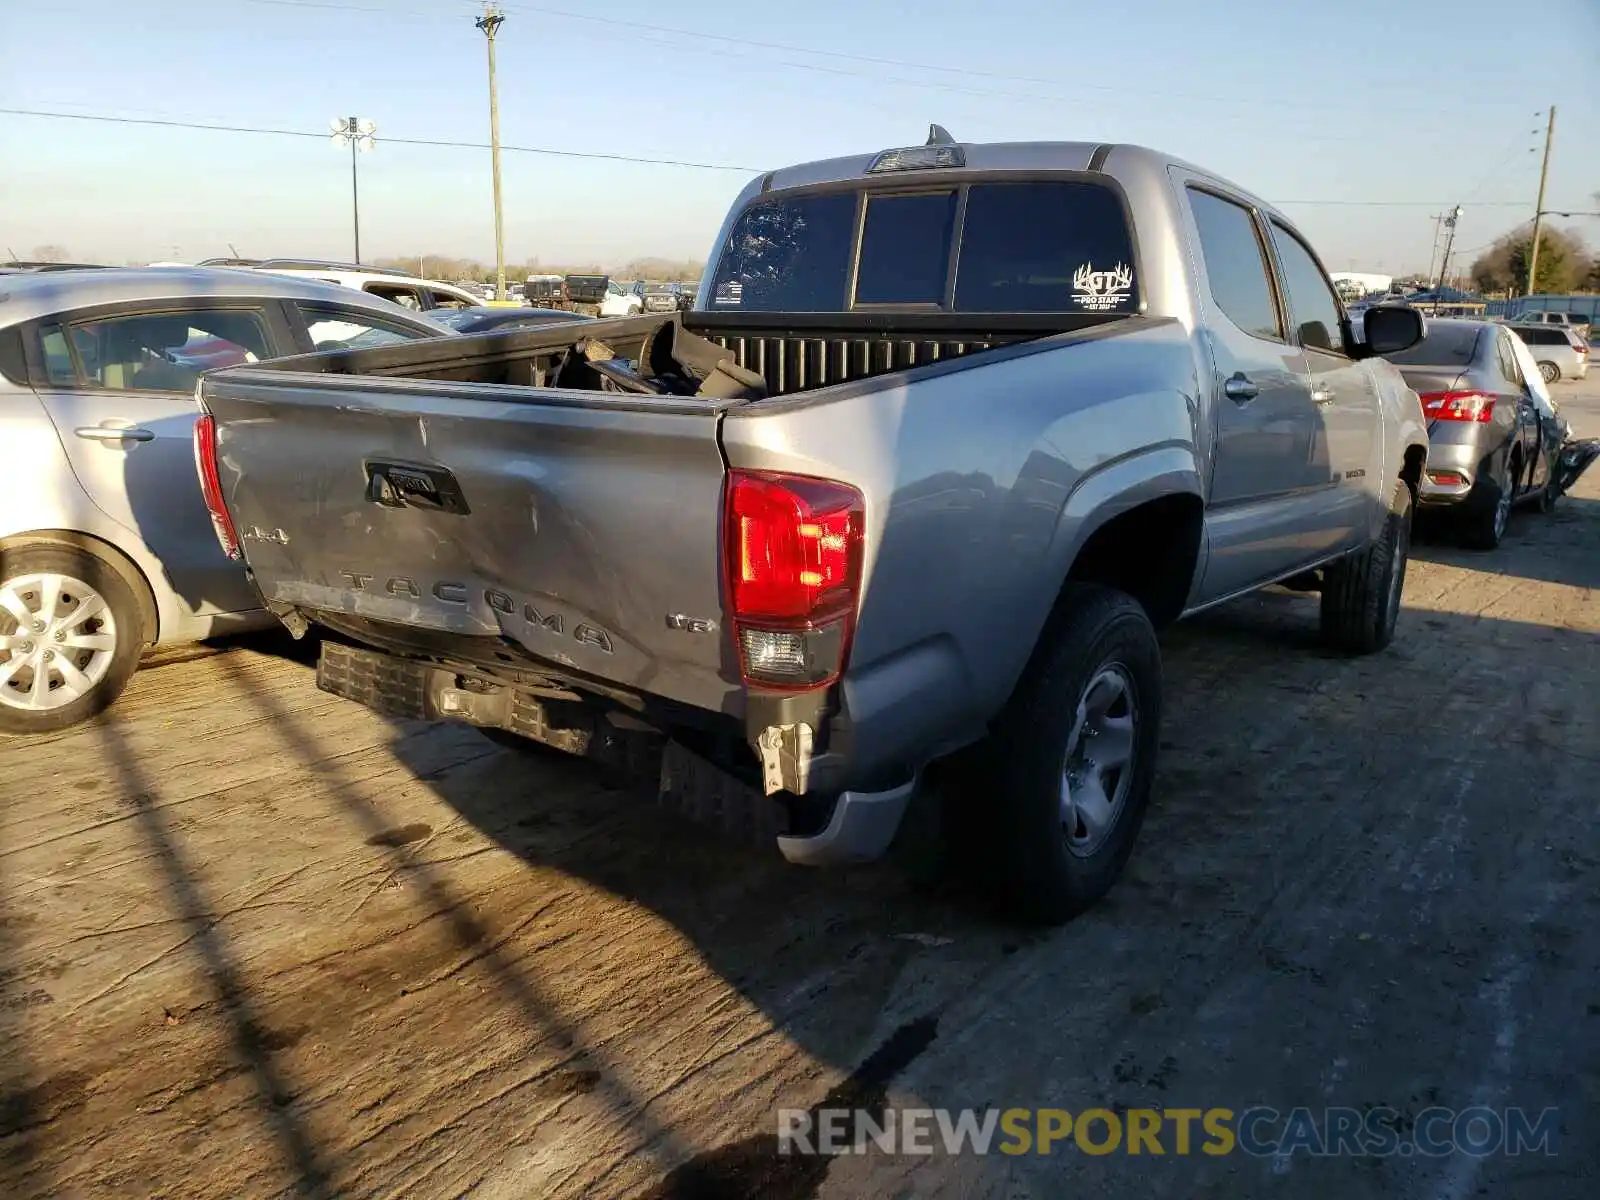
[710,191,857,311]
[856,192,956,304]
[709,179,1137,314]
[955,181,1137,313]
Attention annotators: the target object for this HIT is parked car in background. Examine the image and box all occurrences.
[425,307,593,335]
[1508,324,1589,383]
[1515,310,1583,330]
[676,281,701,312]
[636,282,680,314]
[1380,318,1560,548]
[524,274,565,307]
[197,133,1429,923]
[246,260,486,313]
[599,279,645,317]
[0,267,443,733]
[562,274,609,313]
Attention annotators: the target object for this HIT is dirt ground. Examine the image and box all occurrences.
[3,381,1599,1200]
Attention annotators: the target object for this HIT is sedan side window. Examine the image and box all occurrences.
[39,325,77,386]
[425,290,474,311]
[59,308,269,391]
[1496,336,1524,388]
[365,284,424,311]
[296,304,435,351]
[1268,222,1348,357]
[1186,187,1282,342]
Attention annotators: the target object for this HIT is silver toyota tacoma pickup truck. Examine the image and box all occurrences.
[197,131,1429,922]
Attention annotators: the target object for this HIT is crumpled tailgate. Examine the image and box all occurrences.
[200,371,740,715]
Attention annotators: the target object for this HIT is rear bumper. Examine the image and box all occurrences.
[315,639,919,865]
[776,778,917,866]
[1417,439,1485,506]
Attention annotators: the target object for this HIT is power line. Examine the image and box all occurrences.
[0,107,762,171]
[100,0,1520,125]
[487,0,1519,121]
[3,106,1568,213]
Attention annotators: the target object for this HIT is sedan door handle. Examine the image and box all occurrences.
[1311,386,1335,406]
[75,426,155,443]
[1223,373,1259,403]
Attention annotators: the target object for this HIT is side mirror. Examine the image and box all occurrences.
[1363,305,1425,355]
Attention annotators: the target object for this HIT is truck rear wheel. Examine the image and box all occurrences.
[982,585,1162,925]
[1320,478,1412,654]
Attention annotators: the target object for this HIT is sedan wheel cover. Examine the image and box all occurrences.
[0,573,118,712]
[1060,664,1139,858]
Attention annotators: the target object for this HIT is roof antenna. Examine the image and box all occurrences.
[926,124,955,146]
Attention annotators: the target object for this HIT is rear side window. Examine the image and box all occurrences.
[955,181,1138,313]
[54,308,270,391]
[366,283,424,311]
[1495,335,1523,386]
[1516,328,1563,346]
[0,327,26,386]
[1186,188,1281,341]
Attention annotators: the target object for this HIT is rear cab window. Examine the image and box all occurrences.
[708,178,1139,315]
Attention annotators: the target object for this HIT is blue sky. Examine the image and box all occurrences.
[2,0,1596,273]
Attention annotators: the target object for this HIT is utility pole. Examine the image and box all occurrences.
[476,4,508,302]
[1435,206,1464,300]
[1425,212,1446,288]
[1525,106,1556,297]
[330,117,376,264]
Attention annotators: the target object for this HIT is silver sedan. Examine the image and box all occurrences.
[0,267,444,733]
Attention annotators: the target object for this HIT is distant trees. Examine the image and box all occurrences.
[1470,226,1592,295]
[27,244,71,263]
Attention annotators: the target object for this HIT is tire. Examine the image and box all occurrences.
[979,585,1163,925]
[0,545,144,734]
[1538,361,1559,384]
[1320,478,1412,655]
[1462,456,1513,551]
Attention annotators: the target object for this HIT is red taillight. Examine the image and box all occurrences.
[1418,390,1495,423]
[724,469,864,690]
[193,415,241,560]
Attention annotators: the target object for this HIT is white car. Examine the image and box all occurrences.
[598,279,645,317]
[238,260,487,313]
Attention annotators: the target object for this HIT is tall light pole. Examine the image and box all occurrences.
[1526,106,1557,297]
[476,4,508,302]
[330,116,377,264]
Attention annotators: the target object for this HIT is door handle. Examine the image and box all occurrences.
[1223,373,1259,403]
[75,426,155,443]
[1311,386,1335,406]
